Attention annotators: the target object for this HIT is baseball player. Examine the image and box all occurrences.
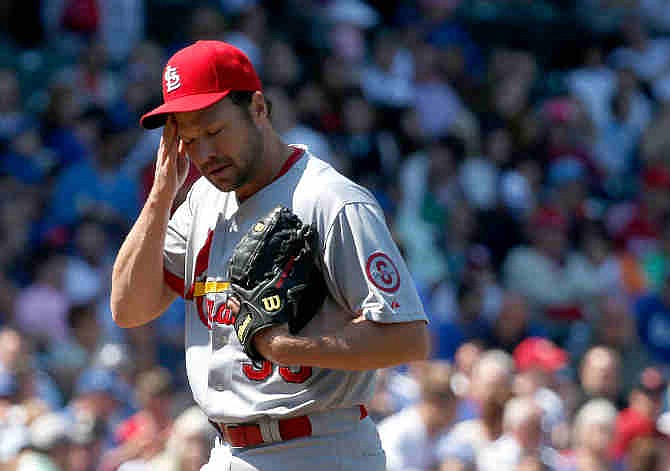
[110,40,429,471]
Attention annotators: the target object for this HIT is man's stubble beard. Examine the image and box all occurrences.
[234,125,264,190]
[210,121,265,193]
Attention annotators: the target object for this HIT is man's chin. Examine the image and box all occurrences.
[205,175,239,193]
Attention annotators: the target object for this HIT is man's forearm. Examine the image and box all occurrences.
[258,318,430,370]
[110,190,176,327]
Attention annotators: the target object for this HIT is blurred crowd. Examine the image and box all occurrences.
[3,0,670,469]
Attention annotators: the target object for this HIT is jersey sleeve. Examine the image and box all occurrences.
[322,202,427,323]
[163,195,193,297]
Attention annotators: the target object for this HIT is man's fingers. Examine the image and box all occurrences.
[227,297,241,315]
[162,116,178,157]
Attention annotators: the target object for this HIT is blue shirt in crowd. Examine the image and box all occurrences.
[635,294,670,364]
[44,159,140,231]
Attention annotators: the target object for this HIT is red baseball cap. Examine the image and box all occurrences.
[513,337,569,374]
[140,40,262,129]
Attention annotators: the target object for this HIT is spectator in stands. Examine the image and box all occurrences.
[333,91,392,187]
[641,219,670,293]
[566,46,617,131]
[512,337,569,448]
[43,112,141,233]
[592,66,652,186]
[151,405,213,471]
[485,292,547,353]
[67,367,125,450]
[1,117,56,186]
[265,86,336,170]
[612,366,667,460]
[62,217,114,306]
[635,272,670,365]
[626,436,668,471]
[438,350,514,469]
[575,346,623,410]
[477,396,561,471]
[102,366,174,470]
[503,206,584,340]
[21,412,72,471]
[13,253,69,344]
[412,43,467,140]
[396,138,461,286]
[581,295,650,399]
[449,341,485,401]
[564,220,625,315]
[641,78,670,166]
[609,13,670,86]
[0,180,43,287]
[0,326,62,412]
[378,360,460,471]
[459,124,512,212]
[44,302,101,397]
[40,83,88,170]
[68,414,107,471]
[263,38,302,92]
[0,68,27,141]
[360,30,414,110]
[611,164,670,259]
[433,279,491,361]
[486,49,536,133]
[561,399,621,471]
[223,3,268,72]
[54,39,120,110]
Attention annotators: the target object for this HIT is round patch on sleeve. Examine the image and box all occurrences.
[365,252,400,293]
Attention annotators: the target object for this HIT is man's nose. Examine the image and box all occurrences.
[190,137,217,164]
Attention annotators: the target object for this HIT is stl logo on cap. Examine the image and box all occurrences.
[164,65,182,93]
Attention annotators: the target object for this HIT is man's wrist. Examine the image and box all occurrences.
[254,324,292,364]
[147,184,177,212]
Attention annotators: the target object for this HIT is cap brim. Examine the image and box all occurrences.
[139,91,231,129]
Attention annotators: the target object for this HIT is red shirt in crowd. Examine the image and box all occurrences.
[611,407,661,460]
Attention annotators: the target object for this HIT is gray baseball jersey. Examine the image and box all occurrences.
[163,146,427,423]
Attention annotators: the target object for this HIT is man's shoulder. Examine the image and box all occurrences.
[299,153,377,206]
[291,152,381,228]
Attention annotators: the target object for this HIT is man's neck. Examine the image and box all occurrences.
[235,133,294,202]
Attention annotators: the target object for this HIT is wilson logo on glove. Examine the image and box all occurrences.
[262,295,282,312]
[227,206,327,362]
[237,315,252,341]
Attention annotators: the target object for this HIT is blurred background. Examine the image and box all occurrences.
[2,0,670,469]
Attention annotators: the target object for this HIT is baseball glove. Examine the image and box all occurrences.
[228,206,326,362]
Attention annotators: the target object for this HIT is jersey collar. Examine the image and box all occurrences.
[273,145,305,182]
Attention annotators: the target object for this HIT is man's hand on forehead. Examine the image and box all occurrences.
[153,116,190,198]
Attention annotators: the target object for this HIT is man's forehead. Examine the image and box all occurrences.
[174,98,233,130]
